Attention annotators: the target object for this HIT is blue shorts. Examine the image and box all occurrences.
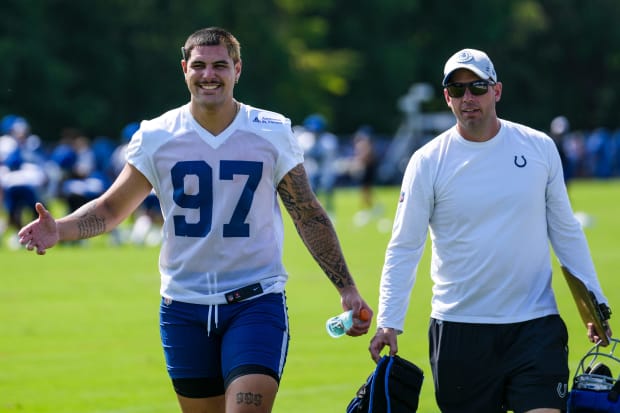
[160,292,289,398]
[3,185,38,214]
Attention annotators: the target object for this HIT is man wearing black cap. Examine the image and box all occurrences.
[369,48,613,413]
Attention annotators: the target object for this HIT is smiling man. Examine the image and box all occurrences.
[18,27,373,413]
[369,48,612,413]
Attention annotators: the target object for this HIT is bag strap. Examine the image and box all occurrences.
[384,357,396,413]
[368,356,389,412]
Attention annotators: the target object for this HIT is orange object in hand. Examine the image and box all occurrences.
[359,308,371,321]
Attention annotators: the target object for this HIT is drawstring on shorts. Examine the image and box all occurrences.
[206,273,219,336]
[207,303,219,336]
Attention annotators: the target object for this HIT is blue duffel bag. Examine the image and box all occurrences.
[347,355,424,413]
[568,338,620,412]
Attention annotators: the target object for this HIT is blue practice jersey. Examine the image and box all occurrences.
[126,103,303,304]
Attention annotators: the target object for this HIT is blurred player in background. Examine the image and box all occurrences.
[297,113,339,216]
[0,116,47,248]
[549,115,572,191]
[351,125,377,211]
[349,125,381,227]
[110,122,163,245]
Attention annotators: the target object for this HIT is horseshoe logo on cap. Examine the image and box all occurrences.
[514,155,527,168]
[456,51,473,62]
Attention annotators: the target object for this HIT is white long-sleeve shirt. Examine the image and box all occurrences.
[378,119,608,332]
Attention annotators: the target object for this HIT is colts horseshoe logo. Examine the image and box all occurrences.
[514,155,527,168]
[556,382,568,398]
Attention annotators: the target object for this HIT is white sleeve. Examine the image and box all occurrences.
[545,138,608,304]
[377,152,434,332]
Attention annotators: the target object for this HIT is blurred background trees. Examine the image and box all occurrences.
[1,0,619,140]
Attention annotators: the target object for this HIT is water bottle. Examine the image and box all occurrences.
[326,310,354,338]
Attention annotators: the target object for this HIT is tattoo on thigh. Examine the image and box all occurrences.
[236,392,263,406]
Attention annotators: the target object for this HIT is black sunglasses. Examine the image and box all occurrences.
[445,80,495,98]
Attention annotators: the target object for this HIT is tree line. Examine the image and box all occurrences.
[1,0,619,141]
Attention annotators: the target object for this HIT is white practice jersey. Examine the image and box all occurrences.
[126,103,303,304]
[378,119,608,332]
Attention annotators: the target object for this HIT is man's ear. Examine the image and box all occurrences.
[235,59,243,82]
[494,82,502,102]
[443,88,453,107]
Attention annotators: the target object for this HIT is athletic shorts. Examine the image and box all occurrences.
[429,315,569,413]
[160,292,290,398]
[3,185,37,213]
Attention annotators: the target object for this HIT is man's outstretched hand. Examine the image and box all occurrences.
[18,203,59,255]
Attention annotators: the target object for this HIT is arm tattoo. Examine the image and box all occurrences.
[76,202,106,238]
[278,164,355,289]
[236,392,263,406]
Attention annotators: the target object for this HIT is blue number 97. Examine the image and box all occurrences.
[170,160,263,238]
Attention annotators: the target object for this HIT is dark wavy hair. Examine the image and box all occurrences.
[181,27,241,63]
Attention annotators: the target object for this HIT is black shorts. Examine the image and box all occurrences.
[428,315,569,413]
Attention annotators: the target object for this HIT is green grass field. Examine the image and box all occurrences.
[2,180,619,413]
